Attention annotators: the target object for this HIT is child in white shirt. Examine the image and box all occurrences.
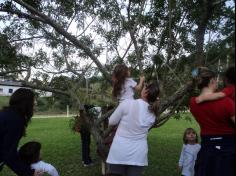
[178,128,201,176]
[19,141,59,176]
[112,64,145,102]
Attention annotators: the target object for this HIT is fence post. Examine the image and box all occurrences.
[67,105,69,117]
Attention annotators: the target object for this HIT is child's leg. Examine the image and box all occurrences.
[80,129,92,164]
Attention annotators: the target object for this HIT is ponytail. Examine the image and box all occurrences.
[145,82,160,116]
[192,67,216,90]
[149,98,160,117]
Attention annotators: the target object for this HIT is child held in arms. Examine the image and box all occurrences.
[112,64,145,103]
[196,67,235,103]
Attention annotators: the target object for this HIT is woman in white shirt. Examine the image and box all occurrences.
[106,82,160,176]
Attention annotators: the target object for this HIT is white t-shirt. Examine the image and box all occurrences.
[31,161,59,176]
[118,78,137,102]
[106,99,155,166]
[178,144,201,176]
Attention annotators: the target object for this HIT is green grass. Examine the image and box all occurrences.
[0,96,9,109]
[1,115,200,176]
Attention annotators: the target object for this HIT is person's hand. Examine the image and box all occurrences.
[33,170,44,176]
[140,75,145,82]
[196,96,202,104]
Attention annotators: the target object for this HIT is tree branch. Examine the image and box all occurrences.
[127,0,146,73]
[195,0,216,66]
[0,8,45,22]
[0,70,27,76]
[12,0,111,83]
[21,81,70,96]
[9,36,44,43]
[157,81,194,115]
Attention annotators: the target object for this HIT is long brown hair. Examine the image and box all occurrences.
[2,88,35,135]
[195,67,216,90]
[145,82,160,116]
[112,64,129,98]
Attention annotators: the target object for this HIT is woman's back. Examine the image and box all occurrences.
[110,99,155,139]
[190,97,235,135]
[107,99,156,166]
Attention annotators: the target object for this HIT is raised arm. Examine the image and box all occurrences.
[135,76,145,92]
[196,92,225,104]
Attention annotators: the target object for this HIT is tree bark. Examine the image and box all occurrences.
[195,0,215,67]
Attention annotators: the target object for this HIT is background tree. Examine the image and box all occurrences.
[0,0,234,159]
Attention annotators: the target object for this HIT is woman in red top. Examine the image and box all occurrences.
[190,68,235,176]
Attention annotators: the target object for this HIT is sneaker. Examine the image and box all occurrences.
[83,162,94,167]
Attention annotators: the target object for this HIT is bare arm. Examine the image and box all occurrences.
[135,76,145,92]
[196,92,226,104]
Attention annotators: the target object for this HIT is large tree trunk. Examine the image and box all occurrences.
[195,0,215,67]
[196,24,207,66]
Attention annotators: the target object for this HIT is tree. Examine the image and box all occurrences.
[0,0,234,160]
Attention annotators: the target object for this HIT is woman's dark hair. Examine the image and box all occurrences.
[146,82,160,116]
[2,88,35,134]
[112,64,129,98]
[19,141,41,165]
[183,128,198,144]
[195,67,216,90]
[224,67,235,85]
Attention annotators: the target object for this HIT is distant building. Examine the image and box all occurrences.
[0,81,52,97]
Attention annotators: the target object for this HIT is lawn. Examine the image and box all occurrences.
[1,114,200,176]
[0,96,9,109]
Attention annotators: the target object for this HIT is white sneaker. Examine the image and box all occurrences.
[83,162,94,167]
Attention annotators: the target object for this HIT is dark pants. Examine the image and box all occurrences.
[107,164,144,176]
[195,135,235,176]
[80,129,92,164]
